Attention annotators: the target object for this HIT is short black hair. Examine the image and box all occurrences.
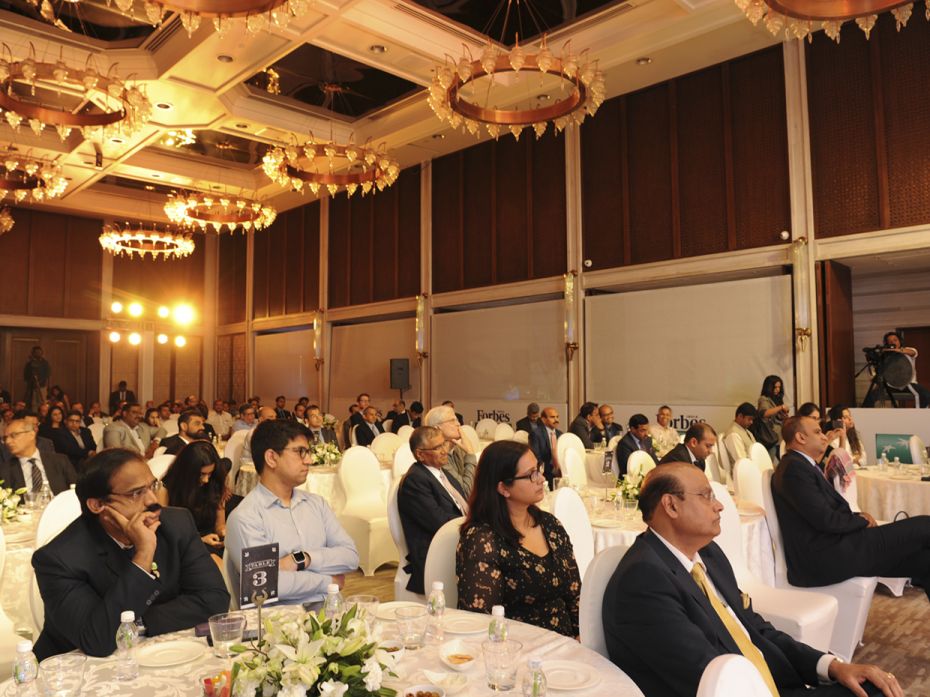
[684,421,715,442]
[579,402,598,418]
[884,331,902,345]
[66,409,83,420]
[276,395,285,401]
[628,413,648,429]
[797,402,821,418]
[238,403,254,416]
[356,393,370,402]
[410,401,424,414]
[77,448,145,518]
[410,425,441,453]
[178,409,201,427]
[13,409,36,419]
[638,467,684,522]
[736,402,756,418]
[251,419,309,474]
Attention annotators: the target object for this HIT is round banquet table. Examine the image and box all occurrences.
[0,605,645,697]
[855,466,930,520]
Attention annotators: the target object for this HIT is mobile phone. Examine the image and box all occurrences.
[832,419,843,430]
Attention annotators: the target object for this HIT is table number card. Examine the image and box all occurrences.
[240,544,279,609]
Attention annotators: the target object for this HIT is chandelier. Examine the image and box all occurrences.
[0,207,13,235]
[262,136,400,197]
[0,47,152,142]
[0,154,68,204]
[99,222,196,260]
[164,191,277,232]
[735,0,916,40]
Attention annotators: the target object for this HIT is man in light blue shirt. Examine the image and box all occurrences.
[225,419,358,604]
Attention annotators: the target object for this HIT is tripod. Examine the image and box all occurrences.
[859,362,912,408]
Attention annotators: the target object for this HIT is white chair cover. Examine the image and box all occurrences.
[562,448,588,489]
[397,425,414,441]
[387,482,425,602]
[0,527,20,677]
[910,434,928,465]
[349,424,359,447]
[337,446,397,576]
[161,418,179,437]
[626,450,656,479]
[459,425,481,454]
[36,489,81,548]
[153,445,167,458]
[556,433,586,474]
[493,423,514,441]
[382,419,393,434]
[223,428,249,488]
[761,469,878,662]
[423,517,464,608]
[512,430,530,444]
[148,454,176,481]
[393,442,416,479]
[579,545,630,657]
[475,418,498,440]
[696,654,773,697]
[749,442,774,472]
[704,452,724,485]
[715,440,731,485]
[371,432,402,462]
[724,432,747,470]
[735,458,763,508]
[607,435,622,451]
[88,422,105,448]
[551,487,594,578]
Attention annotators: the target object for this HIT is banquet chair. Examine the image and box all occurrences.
[475,418,498,441]
[696,654,773,697]
[760,469,878,662]
[561,448,588,489]
[387,481,425,603]
[397,425,414,441]
[337,447,397,576]
[223,428,249,488]
[711,482,836,652]
[36,489,81,548]
[152,445,167,458]
[88,422,105,448]
[556,433,586,474]
[349,425,359,447]
[723,432,747,472]
[147,454,176,480]
[749,442,774,472]
[550,487,594,578]
[371,432,402,462]
[493,422,514,441]
[459,425,481,453]
[392,443,416,480]
[704,452,724,486]
[512,430,530,444]
[423,517,465,608]
[579,544,630,657]
[734,458,764,509]
[626,450,656,480]
[909,435,928,465]
[382,419,393,435]
[607,435,622,451]
[0,527,19,676]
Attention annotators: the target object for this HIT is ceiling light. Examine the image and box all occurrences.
[111,301,123,314]
[128,302,144,317]
[0,155,68,204]
[217,55,233,63]
[635,57,652,66]
[235,123,249,129]
[109,137,125,144]
[108,331,121,343]
[152,173,162,178]
[160,129,196,148]
[165,191,276,233]
[144,185,155,191]
[156,333,168,344]
[155,102,173,111]
[735,0,911,41]
[99,222,196,260]
[128,332,142,346]
[172,303,195,326]
[369,44,387,54]
[157,306,170,318]
[0,207,13,235]
[174,335,187,348]
[431,134,445,140]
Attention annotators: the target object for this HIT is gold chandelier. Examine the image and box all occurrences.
[0,207,13,235]
[735,0,916,40]
[262,136,400,197]
[0,46,152,142]
[164,191,277,232]
[99,222,196,260]
[1,154,68,204]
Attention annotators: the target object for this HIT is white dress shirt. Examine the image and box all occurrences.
[18,449,49,489]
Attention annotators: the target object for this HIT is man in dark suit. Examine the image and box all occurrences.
[159,409,208,455]
[53,410,97,471]
[604,462,899,697]
[773,416,930,597]
[107,381,136,416]
[385,400,404,423]
[354,406,383,447]
[273,395,291,420]
[591,404,623,445]
[307,406,338,446]
[0,418,77,494]
[568,401,601,449]
[515,402,541,436]
[659,421,716,472]
[393,401,424,432]
[614,413,658,477]
[529,407,562,487]
[397,426,468,594]
[32,448,229,659]
[349,393,371,428]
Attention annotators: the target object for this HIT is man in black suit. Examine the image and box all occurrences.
[354,406,383,447]
[397,426,468,594]
[568,401,601,449]
[385,400,404,423]
[349,393,371,428]
[32,448,229,659]
[614,413,658,477]
[515,402,541,436]
[659,421,716,472]
[273,395,291,420]
[53,410,97,471]
[107,380,136,416]
[307,406,338,446]
[773,416,930,597]
[0,418,77,494]
[529,407,562,487]
[159,409,208,455]
[393,401,424,432]
[605,462,899,697]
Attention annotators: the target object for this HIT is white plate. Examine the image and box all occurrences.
[590,518,627,529]
[443,614,488,634]
[135,639,207,668]
[543,661,601,691]
[377,601,423,621]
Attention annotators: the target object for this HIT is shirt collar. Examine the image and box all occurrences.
[253,482,307,510]
[650,528,702,573]
[790,448,818,468]
[19,449,40,464]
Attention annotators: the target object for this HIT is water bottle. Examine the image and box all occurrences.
[323,583,345,626]
[115,610,139,681]
[488,605,508,642]
[522,657,548,697]
[11,640,39,695]
[426,581,445,643]
[38,482,52,508]
[879,453,888,471]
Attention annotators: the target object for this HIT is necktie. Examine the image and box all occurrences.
[439,470,469,514]
[28,458,43,492]
[691,563,778,697]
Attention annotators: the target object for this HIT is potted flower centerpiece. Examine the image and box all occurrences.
[0,480,28,523]
[308,441,341,467]
[232,605,397,697]
[618,471,643,502]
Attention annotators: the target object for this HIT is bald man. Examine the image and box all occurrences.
[0,418,77,494]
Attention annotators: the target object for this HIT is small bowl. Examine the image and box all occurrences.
[403,684,446,697]
[422,670,468,695]
[379,638,406,663]
[438,638,478,672]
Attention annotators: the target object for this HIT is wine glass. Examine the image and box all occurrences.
[602,458,618,499]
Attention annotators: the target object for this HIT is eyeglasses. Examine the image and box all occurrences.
[507,465,545,484]
[281,446,312,459]
[0,430,31,441]
[673,489,717,503]
[416,441,449,454]
[110,479,162,501]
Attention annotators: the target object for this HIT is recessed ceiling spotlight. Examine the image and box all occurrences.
[217,54,233,63]
[155,102,173,110]
[212,184,222,190]
[235,123,248,129]
[536,94,551,101]
[369,44,387,54]
[636,57,653,66]
[431,133,445,140]
[151,173,162,178]
[144,184,155,191]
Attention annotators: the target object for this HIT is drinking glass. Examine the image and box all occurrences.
[209,612,246,658]
[622,497,638,520]
[39,654,86,697]
[346,594,380,630]
[24,491,37,509]
[395,605,427,650]
[482,639,522,691]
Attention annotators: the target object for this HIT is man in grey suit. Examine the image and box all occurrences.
[306,406,338,447]
[0,418,77,494]
[103,404,154,457]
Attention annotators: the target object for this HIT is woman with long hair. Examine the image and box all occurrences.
[38,404,64,441]
[456,440,581,637]
[756,375,789,459]
[47,385,70,411]
[828,404,867,467]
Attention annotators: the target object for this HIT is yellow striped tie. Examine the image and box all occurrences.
[691,562,779,697]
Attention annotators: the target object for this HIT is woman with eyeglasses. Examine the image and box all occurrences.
[157,440,233,562]
[456,440,581,637]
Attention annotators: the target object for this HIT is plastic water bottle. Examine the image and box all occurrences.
[38,482,52,508]
[11,640,39,695]
[426,581,445,643]
[522,657,548,697]
[115,610,139,681]
[323,583,345,626]
[488,605,508,642]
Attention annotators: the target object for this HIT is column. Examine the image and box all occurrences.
[318,197,331,410]
[564,126,585,415]
[202,234,218,401]
[418,160,433,407]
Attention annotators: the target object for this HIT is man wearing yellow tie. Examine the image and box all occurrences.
[603,462,901,697]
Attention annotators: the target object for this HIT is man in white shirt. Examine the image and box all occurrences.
[650,405,680,459]
[723,402,757,461]
[0,418,76,494]
[604,462,900,697]
[207,400,234,439]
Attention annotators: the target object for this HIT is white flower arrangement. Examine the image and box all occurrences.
[232,605,397,697]
[322,414,339,431]
[618,472,643,501]
[0,481,27,522]
[309,441,341,467]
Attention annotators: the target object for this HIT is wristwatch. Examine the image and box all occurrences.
[291,551,309,571]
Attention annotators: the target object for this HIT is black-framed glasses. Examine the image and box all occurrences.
[0,430,31,441]
[673,489,717,503]
[506,465,545,484]
[110,479,162,501]
[416,441,449,454]
[282,446,312,459]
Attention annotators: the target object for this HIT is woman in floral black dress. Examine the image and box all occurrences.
[456,440,581,637]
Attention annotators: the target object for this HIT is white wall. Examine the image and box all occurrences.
[254,328,320,407]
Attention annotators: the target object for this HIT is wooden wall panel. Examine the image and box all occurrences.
[66,215,104,319]
[218,233,247,325]
[495,137,529,285]
[349,195,373,306]
[0,210,31,312]
[328,195,351,308]
[432,155,463,294]
[462,144,494,289]
[533,131,568,278]
[0,328,98,405]
[266,218,287,317]
[251,228,269,318]
[817,261,855,407]
[397,167,421,298]
[373,191,399,302]
[580,98,624,270]
[302,202,321,311]
[28,211,68,317]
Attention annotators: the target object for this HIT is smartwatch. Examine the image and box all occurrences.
[291,551,309,571]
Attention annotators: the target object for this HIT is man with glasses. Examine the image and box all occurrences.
[31,448,229,659]
[604,462,900,697]
[397,426,469,594]
[0,418,76,494]
[425,404,477,496]
[591,404,623,445]
[232,403,257,433]
[225,419,358,605]
[53,409,97,471]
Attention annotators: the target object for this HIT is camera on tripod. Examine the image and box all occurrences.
[862,345,885,367]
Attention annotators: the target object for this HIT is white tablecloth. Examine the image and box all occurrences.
[856,466,930,520]
[0,606,645,696]
[0,514,40,638]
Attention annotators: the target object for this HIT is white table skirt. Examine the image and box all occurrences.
[855,467,930,520]
[0,606,645,697]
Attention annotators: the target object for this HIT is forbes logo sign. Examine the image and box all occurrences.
[477,409,511,423]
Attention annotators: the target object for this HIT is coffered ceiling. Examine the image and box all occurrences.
[0,0,779,223]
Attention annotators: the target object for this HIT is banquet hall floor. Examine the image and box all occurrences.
[345,566,930,694]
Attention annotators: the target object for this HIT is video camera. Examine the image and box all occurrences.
[862,345,888,367]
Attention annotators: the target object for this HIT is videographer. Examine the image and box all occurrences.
[862,331,930,408]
